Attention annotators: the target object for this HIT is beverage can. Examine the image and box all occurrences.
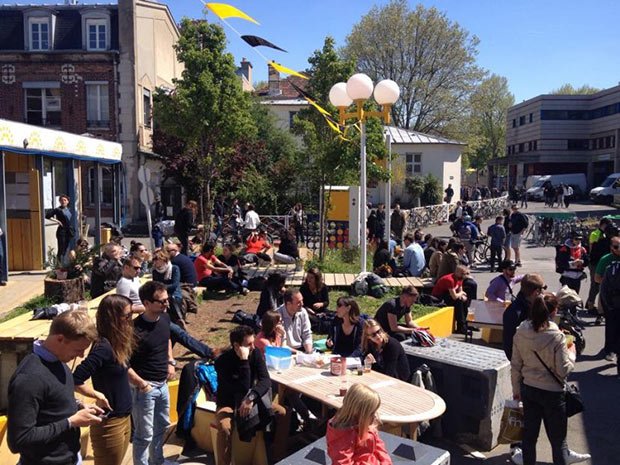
[330,357,342,376]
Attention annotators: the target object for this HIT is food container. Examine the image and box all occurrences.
[265,346,293,371]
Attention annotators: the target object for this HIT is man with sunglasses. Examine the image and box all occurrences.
[486,260,524,303]
[128,281,178,465]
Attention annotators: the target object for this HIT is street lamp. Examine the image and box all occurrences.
[329,73,400,274]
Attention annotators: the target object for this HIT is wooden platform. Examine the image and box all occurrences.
[241,263,433,289]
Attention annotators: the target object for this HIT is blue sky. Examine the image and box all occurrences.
[23,0,620,102]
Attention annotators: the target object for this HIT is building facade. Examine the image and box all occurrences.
[494,84,620,189]
[0,0,182,227]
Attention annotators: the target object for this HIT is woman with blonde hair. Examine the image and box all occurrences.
[361,319,410,381]
[327,383,392,465]
[73,294,135,465]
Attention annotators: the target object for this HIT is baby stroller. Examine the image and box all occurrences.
[556,286,587,355]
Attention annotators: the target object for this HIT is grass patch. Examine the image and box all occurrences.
[304,247,373,273]
[333,289,439,320]
[0,294,56,323]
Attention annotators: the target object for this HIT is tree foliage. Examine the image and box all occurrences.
[343,0,484,133]
[462,74,514,172]
[421,173,442,206]
[550,83,601,95]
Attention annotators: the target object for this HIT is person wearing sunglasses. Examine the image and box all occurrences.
[361,319,410,381]
[486,260,524,304]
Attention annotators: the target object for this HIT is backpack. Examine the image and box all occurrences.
[511,212,529,234]
[457,223,472,241]
[231,310,262,333]
[410,328,436,347]
[177,361,218,439]
[555,244,568,274]
[589,236,610,265]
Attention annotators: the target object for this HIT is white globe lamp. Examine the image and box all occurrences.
[329,83,353,108]
[346,73,374,101]
[373,79,400,105]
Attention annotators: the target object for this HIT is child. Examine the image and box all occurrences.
[326,384,392,465]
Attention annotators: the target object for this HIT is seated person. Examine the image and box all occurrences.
[215,326,287,464]
[432,264,475,334]
[436,240,465,279]
[299,267,331,332]
[374,285,420,341]
[242,229,272,265]
[485,259,524,303]
[218,242,248,293]
[256,273,286,318]
[194,243,242,294]
[326,384,391,465]
[372,240,395,277]
[361,319,410,381]
[152,249,186,325]
[429,239,448,278]
[326,297,363,358]
[274,228,299,264]
[255,310,286,353]
[400,233,425,277]
[276,288,313,353]
[116,258,214,360]
[129,241,151,275]
[91,242,123,298]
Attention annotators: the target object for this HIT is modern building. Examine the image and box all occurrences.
[0,0,182,228]
[491,84,620,189]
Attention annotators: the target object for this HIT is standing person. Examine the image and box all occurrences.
[375,204,386,241]
[127,281,178,465]
[230,198,243,238]
[361,319,410,381]
[485,260,524,303]
[276,288,313,353]
[556,184,565,208]
[151,195,166,249]
[0,226,7,285]
[599,260,620,376]
[326,383,392,465]
[45,194,75,261]
[503,208,512,261]
[367,209,377,243]
[374,286,420,341]
[520,181,528,209]
[174,200,198,256]
[213,195,226,238]
[326,296,364,358]
[564,184,573,208]
[73,295,135,465]
[555,232,588,293]
[586,219,613,319]
[243,204,261,238]
[596,234,620,361]
[291,202,306,244]
[444,183,455,203]
[511,293,590,465]
[7,310,103,465]
[390,204,406,245]
[487,216,507,272]
[509,205,529,267]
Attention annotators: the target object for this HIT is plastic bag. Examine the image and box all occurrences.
[498,399,524,444]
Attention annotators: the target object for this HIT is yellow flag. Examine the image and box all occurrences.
[306,97,331,117]
[269,61,308,79]
[205,3,259,25]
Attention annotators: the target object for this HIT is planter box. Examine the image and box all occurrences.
[44,277,85,304]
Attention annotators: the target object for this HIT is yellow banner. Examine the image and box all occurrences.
[269,61,308,80]
[205,3,259,24]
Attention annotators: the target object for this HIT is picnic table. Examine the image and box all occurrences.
[269,363,446,439]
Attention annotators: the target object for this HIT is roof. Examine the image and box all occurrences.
[0,118,122,163]
[384,126,465,146]
[260,99,307,106]
[256,75,309,100]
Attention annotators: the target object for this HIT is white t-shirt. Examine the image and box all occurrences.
[244,210,260,230]
[116,276,141,306]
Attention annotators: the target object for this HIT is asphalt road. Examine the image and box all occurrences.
[420,201,619,465]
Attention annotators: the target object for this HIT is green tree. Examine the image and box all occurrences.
[462,74,514,180]
[405,176,424,207]
[421,173,442,206]
[153,19,255,221]
[293,37,387,257]
[343,0,484,133]
[550,83,601,95]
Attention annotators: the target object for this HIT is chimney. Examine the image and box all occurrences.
[268,63,281,96]
[240,58,252,85]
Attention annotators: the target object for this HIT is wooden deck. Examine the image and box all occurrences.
[240,263,433,289]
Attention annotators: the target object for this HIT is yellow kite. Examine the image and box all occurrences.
[205,2,259,25]
[269,61,308,80]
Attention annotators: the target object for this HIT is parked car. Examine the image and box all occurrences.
[590,173,620,204]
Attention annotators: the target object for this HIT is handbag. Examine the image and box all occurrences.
[533,351,584,417]
[498,399,524,444]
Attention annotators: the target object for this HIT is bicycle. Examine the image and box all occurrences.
[472,235,491,265]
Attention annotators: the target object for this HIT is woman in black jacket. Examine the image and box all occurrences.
[326,296,363,358]
[256,272,285,318]
[361,318,410,381]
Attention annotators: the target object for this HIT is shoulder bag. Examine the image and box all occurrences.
[533,351,583,417]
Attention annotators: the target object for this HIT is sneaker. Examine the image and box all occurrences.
[564,449,591,464]
[511,447,523,465]
[595,315,604,325]
[515,262,522,267]
[0,281,6,286]
[605,352,617,362]
[241,287,250,296]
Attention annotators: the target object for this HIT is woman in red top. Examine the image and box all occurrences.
[326,383,392,465]
[255,311,286,354]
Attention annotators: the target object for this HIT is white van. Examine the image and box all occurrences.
[526,174,587,201]
[590,173,620,204]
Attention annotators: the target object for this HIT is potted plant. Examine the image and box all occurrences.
[44,243,97,304]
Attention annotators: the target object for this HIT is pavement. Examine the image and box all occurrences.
[3,201,620,465]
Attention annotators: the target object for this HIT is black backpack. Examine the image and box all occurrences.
[511,212,529,234]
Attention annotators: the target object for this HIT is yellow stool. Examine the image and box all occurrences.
[209,421,268,465]
[192,390,216,452]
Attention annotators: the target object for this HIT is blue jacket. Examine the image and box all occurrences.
[404,242,426,277]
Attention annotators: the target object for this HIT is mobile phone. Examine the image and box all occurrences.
[99,410,112,419]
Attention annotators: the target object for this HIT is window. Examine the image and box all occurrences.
[533,140,537,151]
[29,18,50,51]
[86,83,109,128]
[519,116,526,126]
[405,152,422,175]
[529,113,533,123]
[289,111,298,129]
[518,143,524,153]
[87,166,114,206]
[567,139,589,150]
[86,19,107,50]
[143,88,151,128]
[25,87,61,127]
[512,119,516,128]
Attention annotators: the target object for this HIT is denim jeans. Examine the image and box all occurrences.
[170,322,214,359]
[199,275,241,293]
[131,382,170,465]
[522,384,568,465]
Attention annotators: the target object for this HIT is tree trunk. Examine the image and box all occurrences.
[44,277,85,304]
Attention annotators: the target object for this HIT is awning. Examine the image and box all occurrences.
[0,118,122,164]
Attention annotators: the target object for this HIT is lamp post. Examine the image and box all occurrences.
[329,74,400,274]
